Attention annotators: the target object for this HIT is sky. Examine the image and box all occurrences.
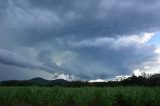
[0,0,160,81]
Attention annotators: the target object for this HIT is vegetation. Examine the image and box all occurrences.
[0,73,160,106]
[0,87,160,106]
[1,73,160,87]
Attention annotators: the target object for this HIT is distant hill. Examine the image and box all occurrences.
[0,77,70,86]
[49,79,70,86]
[28,77,69,86]
[28,77,50,85]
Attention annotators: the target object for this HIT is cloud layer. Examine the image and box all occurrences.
[0,49,64,73]
[0,0,160,80]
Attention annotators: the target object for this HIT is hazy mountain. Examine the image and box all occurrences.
[28,77,69,85]
[28,77,51,85]
[49,79,70,86]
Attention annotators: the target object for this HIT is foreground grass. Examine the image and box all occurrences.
[0,87,160,106]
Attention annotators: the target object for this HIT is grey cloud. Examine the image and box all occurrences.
[58,37,158,80]
[1,0,160,45]
[0,63,53,81]
[0,49,35,68]
[0,49,61,73]
[0,0,160,80]
[36,50,71,74]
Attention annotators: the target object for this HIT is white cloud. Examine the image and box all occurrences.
[52,73,75,81]
[133,65,160,76]
[155,48,160,54]
[133,46,160,76]
[89,79,107,82]
[67,33,155,50]
[138,33,155,43]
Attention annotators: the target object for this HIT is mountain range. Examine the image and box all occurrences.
[28,77,70,85]
[0,77,70,86]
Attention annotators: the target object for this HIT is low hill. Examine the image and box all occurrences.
[49,79,70,86]
[28,77,50,85]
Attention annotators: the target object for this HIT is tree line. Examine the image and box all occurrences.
[0,73,160,87]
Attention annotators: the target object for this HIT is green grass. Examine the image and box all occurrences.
[0,87,160,106]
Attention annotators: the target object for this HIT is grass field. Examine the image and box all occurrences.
[0,87,160,106]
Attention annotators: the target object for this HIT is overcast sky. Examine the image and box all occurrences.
[0,0,160,81]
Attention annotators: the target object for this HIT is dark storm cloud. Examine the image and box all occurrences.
[1,0,160,44]
[23,0,160,38]
[0,0,160,80]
